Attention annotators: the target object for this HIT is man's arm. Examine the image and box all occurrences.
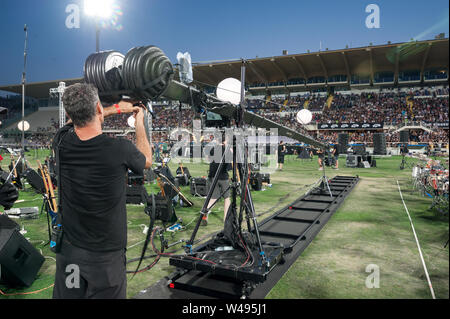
[103,101,141,118]
[134,108,152,169]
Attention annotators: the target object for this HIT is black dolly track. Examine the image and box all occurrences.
[133,175,359,299]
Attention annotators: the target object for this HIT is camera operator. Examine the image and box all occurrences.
[51,83,152,299]
[202,136,231,226]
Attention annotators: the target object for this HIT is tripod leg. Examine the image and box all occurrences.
[237,140,268,266]
[244,183,268,266]
[320,164,333,198]
[185,144,231,252]
[324,176,333,198]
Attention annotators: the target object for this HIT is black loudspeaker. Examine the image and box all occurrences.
[175,166,191,186]
[145,193,177,224]
[399,130,409,143]
[190,178,208,197]
[249,172,263,191]
[126,185,148,204]
[338,133,349,154]
[0,216,45,287]
[373,133,387,155]
[0,215,19,230]
[23,169,46,194]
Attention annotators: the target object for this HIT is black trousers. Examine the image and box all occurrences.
[53,238,127,299]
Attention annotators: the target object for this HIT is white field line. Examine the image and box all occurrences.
[396,180,436,299]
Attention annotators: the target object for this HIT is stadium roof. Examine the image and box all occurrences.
[192,38,449,91]
[0,38,448,99]
[0,78,83,100]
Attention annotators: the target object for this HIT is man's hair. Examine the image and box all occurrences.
[62,83,99,127]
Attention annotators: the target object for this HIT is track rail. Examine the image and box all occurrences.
[134,175,359,299]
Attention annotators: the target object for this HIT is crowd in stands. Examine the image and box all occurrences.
[1,86,448,148]
[315,129,448,146]
[102,105,195,130]
[312,93,448,126]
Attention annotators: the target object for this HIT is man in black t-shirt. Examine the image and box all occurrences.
[202,141,231,226]
[332,144,339,170]
[52,83,152,299]
[277,141,287,171]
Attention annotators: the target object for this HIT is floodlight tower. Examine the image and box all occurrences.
[84,0,114,52]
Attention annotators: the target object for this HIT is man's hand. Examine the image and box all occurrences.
[134,105,146,127]
[117,100,142,115]
[103,100,142,118]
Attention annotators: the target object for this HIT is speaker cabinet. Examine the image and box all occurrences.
[373,133,387,155]
[0,217,44,287]
[399,130,409,143]
[190,178,208,197]
[126,185,148,204]
[23,168,46,194]
[338,133,349,154]
[250,173,263,191]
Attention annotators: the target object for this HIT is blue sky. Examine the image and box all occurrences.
[0,0,448,85]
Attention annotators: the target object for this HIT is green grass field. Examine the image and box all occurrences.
[0,149,448,299]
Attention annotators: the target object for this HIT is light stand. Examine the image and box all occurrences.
[95,19,100,52]
[319,152,333,197]
[320,168,333,197]
[21,25,28,171]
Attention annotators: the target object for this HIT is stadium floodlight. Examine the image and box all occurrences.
[17,120,30,132]
[296,109,313,125]
[84,0,114,52]
[84,0,114,18]
[216,78,242,105]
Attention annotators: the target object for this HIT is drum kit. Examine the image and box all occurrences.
[412,158,449,215]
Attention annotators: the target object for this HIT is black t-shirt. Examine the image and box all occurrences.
[208,162,232,180]
[206,143,231,180]
[333,144,340,156]
[278,144,286,158]
[53,124,146,252]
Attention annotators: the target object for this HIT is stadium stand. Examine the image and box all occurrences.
[1,38,448,151]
